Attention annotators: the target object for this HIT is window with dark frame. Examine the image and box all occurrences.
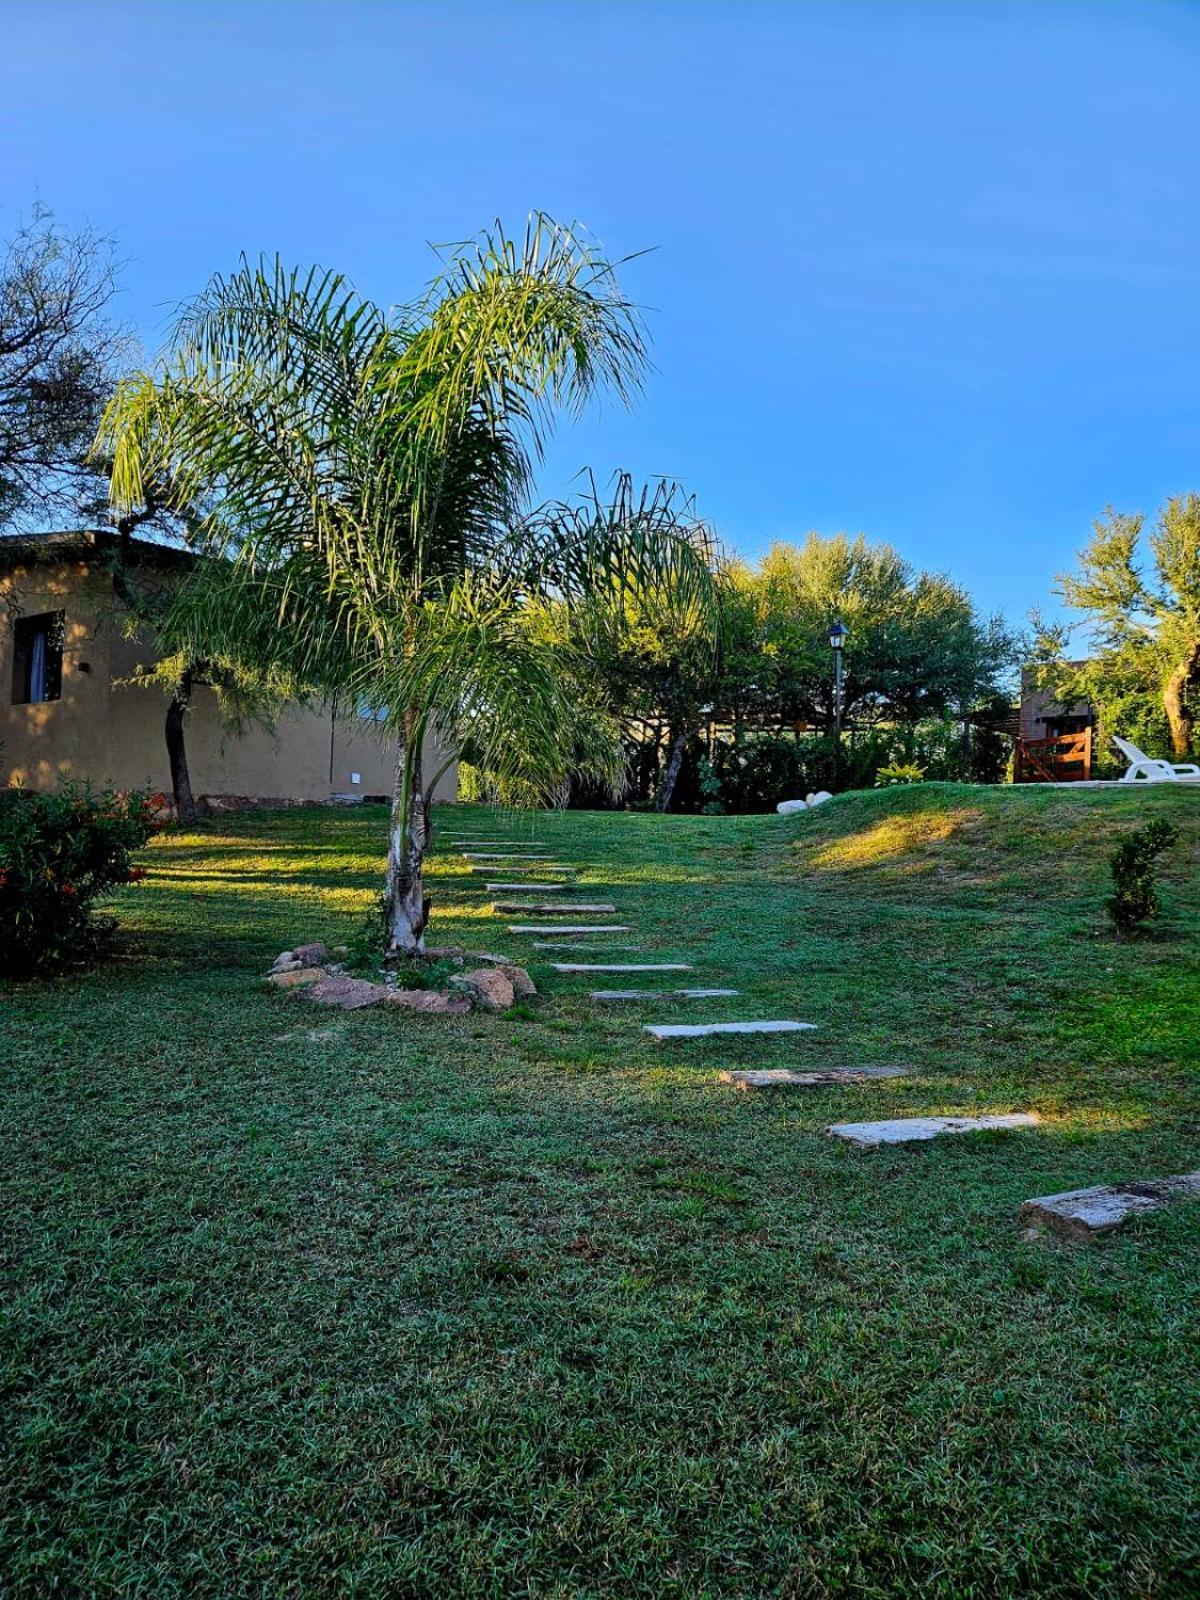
[11,611,65,705]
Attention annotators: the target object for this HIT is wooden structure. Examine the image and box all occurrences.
[1013,728,1093,783]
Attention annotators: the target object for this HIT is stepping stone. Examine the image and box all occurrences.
[645,1020,817,1041]
[494,903,617,914]
[1018,1173,1200,1241]
[464,853,553,860]
[827,1113,1039,1148]
[470,864,571,874]
[719,1066,907,1090]
[553,962,694,973]
[592,987,739,1000]
[509,923,629,935]
[485,882,579,893]
[534,941,644,951]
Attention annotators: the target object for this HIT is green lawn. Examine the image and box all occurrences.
[2,785,1199,1597]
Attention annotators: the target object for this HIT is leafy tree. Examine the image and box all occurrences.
[1037,498,1200,759]
[98,220,714,952]
[748,535,1013,742]
[0,207,127,530]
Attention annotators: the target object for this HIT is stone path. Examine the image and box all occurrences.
[827,1113,1039,1148]
[719,1066,907,1090]
[591,987,738,1000]
[509,923,630,935]
[1019,1173,1200,1241]
[553,962,694,973]
[645,1019,817,1041]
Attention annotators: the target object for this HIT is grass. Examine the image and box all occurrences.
[2,783,1199,1597]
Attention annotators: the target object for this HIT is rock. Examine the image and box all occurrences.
[268,966,326,989]
[1018,1173,1200,1241]
[809,790,833,807]
[553,962,693,972]
[501,964,537,998]
[508,924,630,935]
[293,941,330,966]
[307,974,389,1010]
[423,945,465,960]
[270,951,300,972]
[384,989,472,1015]
[451,967,516,1011]
[827,1113,1039,1148]
[776,799,808,815]
[645,1020,818,1040]
[719,1066,907,1090]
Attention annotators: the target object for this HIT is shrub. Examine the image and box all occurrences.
[1106,818,1180,939]
[875,761,926,787]
[0,784,157,975]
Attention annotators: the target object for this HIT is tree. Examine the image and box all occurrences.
[748,535,1012,742]
[1039,499,1200,759]
[98,220,714,951]
[1,207,127,531]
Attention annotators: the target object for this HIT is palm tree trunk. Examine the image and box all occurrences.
[1163,641,1199,758]
[384,712,430,955]
[165,666,200,824]
[656,726,688,813]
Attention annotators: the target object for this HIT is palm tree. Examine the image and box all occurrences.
[98,217,714,953]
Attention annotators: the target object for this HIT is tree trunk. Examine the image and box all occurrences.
[1163,641,1200,758]
[656,727,688,813]
[165,666,200,824]
[384,714,430,956]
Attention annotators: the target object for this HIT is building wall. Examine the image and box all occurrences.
[0,555,457,804]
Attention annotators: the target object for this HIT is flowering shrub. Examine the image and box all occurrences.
[874,762,926,787]
[0,784,157,975]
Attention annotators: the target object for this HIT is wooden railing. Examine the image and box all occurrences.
[1014,727,1092,783]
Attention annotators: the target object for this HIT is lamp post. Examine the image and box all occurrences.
[829,619,846,787]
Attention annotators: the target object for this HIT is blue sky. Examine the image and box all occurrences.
[4,0,1199,626]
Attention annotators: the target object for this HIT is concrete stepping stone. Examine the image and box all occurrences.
[485,882,576,892]
[553,962,694,973]
[509,923,629,935]
[494,902,616,914]
[470,864,571,873]
[720,1066,907,1091]
[827,1113,1039,1148]
[464,852,554,860]
[592,987,739,1000]
[645,1020,817,1041]
[1019,1173,1200,1241]
[534,941,643,951]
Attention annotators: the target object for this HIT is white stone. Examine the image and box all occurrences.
[485,882,575,892]
[537,934,643,947]
[509,924,629,935]
[720,1066,907,1090]
[827,1113,1040,1148]
[553,963,694,973]
[809,790,833,806]
[1018,1174,1200,1241]
[776,799,808,815]
[645,1020,817,1040]
[464,853,553,860]
[591,987,739,1000]
[493,903,616,914]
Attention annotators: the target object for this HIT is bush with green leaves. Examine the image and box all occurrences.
[1106,818,1180,938]
[875,761,926,787]
[0,784,156,975]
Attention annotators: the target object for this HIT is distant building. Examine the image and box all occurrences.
[1019,664,1096,743]
[0,531,457,808]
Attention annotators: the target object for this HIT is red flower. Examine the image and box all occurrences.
[60,883,78,896]
[126,867,148,883]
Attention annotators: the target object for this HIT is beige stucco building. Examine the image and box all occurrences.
[1,532,456,807]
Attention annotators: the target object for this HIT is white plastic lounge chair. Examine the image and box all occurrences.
[1113,736,1200,784]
